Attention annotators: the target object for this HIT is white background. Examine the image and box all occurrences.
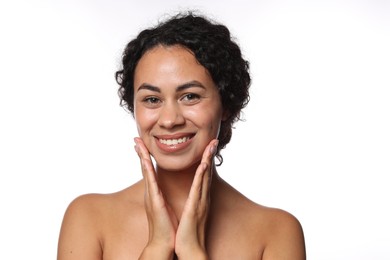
[0,0,389,259]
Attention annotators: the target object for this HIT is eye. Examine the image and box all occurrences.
[144,97,160,103]
[142,96,161,107]
[181,93,201,103]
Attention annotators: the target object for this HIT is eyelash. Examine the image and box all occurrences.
[141,93,201,106]
[143,96,160,104]
[181,93,200,101]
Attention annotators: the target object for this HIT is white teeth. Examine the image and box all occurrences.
[159,137,190,146]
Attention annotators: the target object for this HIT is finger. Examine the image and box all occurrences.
[200,138,218,179]
[200,139,218,166]
[134,137,153,166]
[134,137,151,192]
[200,139,218,204]
[134,137,159,197]
[186,139,218,210]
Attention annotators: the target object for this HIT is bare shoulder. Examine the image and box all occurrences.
[256,205,306,260]
[66,182,142,213]
[60,182,142,225]
[60,192,116,228]
[212,179,305,259]
[57,193,106,259]
[57,182,143,260]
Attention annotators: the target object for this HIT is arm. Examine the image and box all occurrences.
[57,195,102,260]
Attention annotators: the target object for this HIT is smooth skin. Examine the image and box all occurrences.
[57,45,306,259]
[135,137,216,259]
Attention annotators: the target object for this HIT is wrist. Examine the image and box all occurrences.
[139,243,175,260]
[176,248,208,260]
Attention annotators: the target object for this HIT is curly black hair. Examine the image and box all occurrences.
[115,12,251,165]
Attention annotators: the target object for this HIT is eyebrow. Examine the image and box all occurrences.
[137,80,206,93]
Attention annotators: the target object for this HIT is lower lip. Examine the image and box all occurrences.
[155,137,193,153]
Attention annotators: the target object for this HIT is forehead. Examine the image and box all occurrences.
[134,45,215,90]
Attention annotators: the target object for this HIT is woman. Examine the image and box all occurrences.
[57,12,306,260]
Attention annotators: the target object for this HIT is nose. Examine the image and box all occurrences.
[157,101,185,129]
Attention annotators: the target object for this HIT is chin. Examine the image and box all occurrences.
[155,157,200,173]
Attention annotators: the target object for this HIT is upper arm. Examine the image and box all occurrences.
[262,210,306,260]
[57,195,103,260]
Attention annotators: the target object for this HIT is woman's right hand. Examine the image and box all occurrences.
[134,137,177,260]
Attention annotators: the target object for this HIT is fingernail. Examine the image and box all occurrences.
[210,140,218,154]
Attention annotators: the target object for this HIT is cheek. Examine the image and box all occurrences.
[134,107,158,135]
[185,107,223,136]
[208,118,222,139]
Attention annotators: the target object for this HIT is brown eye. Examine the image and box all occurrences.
[181,93,200,103]
[142,96,162,108]
[144,97,160,104]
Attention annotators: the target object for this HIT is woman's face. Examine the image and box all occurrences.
[133,45,224,171]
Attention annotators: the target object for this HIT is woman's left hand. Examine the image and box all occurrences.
[174,139,218,260]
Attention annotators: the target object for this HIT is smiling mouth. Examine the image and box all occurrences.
[158,136,192,146]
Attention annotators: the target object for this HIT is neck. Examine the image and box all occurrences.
[155,163,218,219]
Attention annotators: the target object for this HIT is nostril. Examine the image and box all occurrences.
[158,104,185,128]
